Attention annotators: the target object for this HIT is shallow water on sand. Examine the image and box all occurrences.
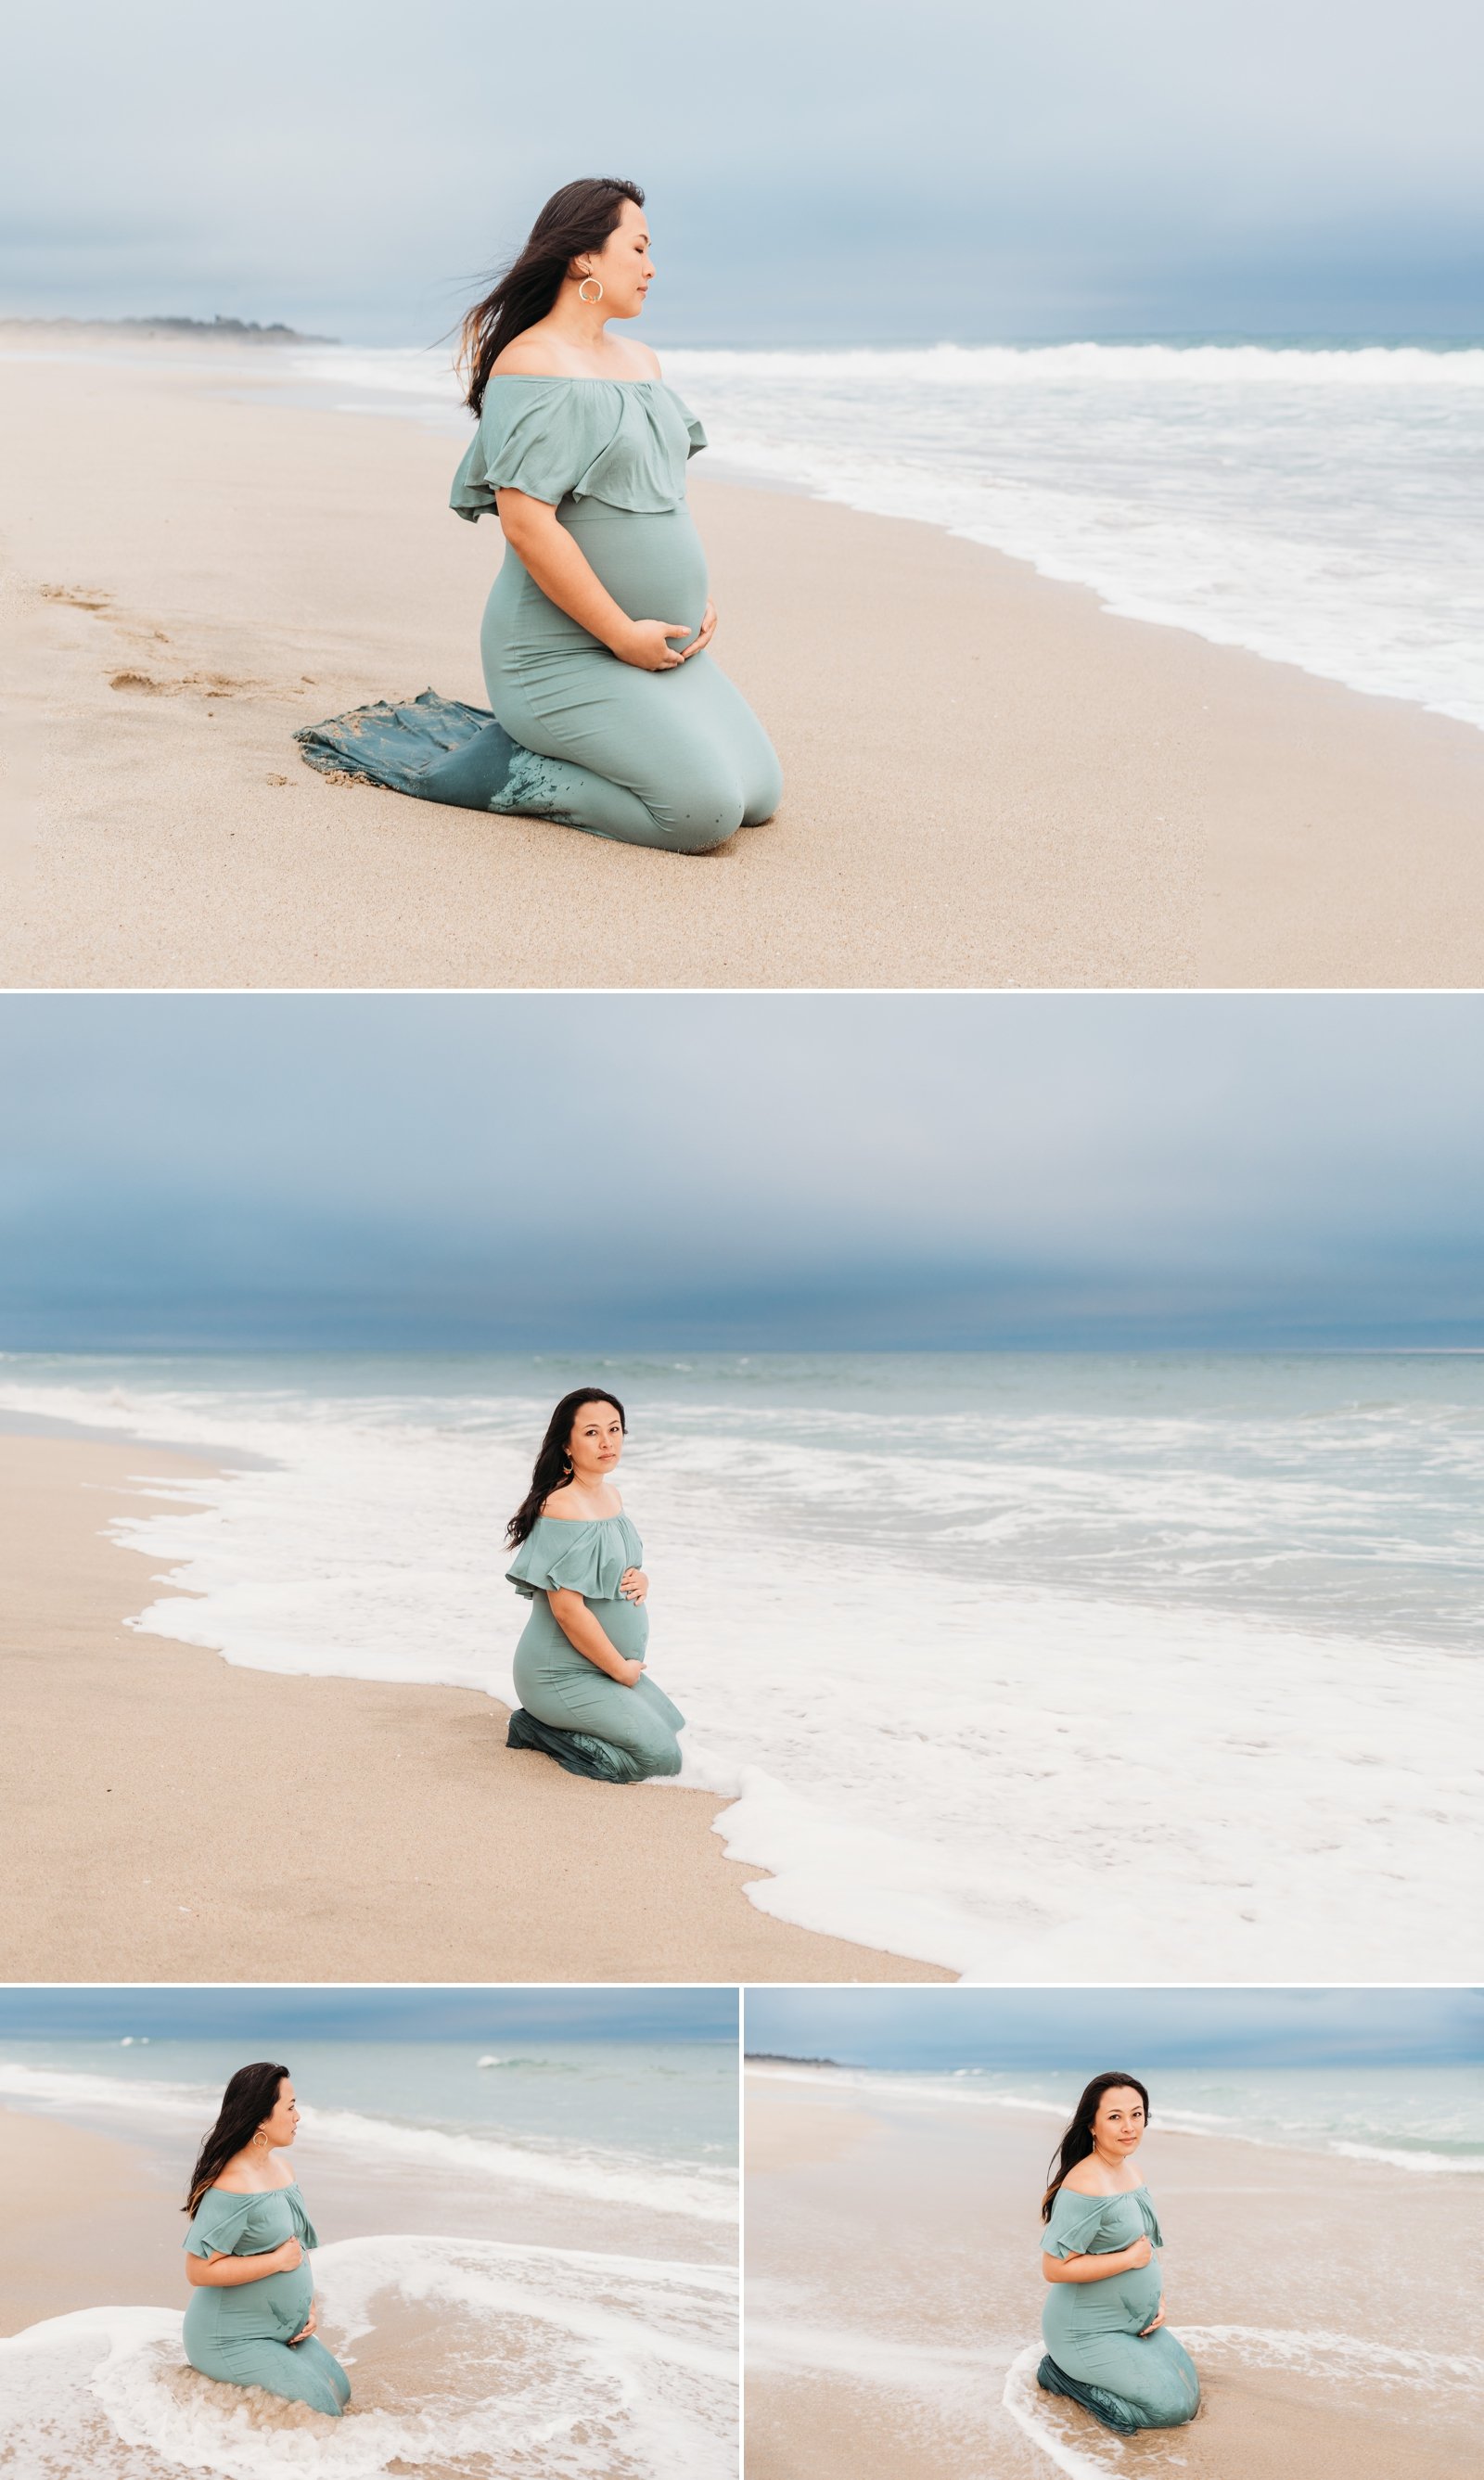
[1,1349,1478,1978]
[272,338,1484,733]
[0,2039,737,2478]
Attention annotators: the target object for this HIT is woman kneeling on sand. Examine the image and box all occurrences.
[1036,2072,1200,2435]
[183,2063,351,2417]
[503,1387,686,1782]
[299,177,782,854]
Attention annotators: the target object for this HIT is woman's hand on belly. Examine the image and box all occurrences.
[619,1567,649,1604]
[1139,2295,1167,2336]
[615,618,694,671]
[289,2299,318,2346]
[676,599,717,661]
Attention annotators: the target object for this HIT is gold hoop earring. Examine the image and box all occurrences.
[252,2130,268,2148]
[577,275,604,304]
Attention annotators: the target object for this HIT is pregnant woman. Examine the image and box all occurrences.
[182,2062,351,2419]
[504,1387,686,1782]
[1036,2072,1200,2435]
[298,177,783,854]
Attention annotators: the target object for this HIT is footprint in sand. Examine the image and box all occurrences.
[110,670,261,698]
[39,583,114,614]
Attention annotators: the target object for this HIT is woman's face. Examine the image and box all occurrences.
[567,1401,625,1484]
[1092,2086,1146,2158]
[581,198,654,320]
[260,2077,300,2148]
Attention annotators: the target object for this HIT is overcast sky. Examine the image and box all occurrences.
[0,1986,736,2042]
[745,1986,1484,2067]
[6,2,1482,341]
[3,993,1483,1351]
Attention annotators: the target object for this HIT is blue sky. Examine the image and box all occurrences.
[3,993,1484,1352]
[0,1987,736,2042]
[6,2,1482,341]
[745,1987,1484,2067]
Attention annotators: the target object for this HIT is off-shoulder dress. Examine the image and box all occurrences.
[298,377,782,854]
[505,1511,685,1782]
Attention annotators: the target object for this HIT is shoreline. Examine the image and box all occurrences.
[744,2071,1481,2480]
[6,338,1484,988]
[743,2059,1484,2180]
[0,1431,949,1983]
[0,2101,738,2477]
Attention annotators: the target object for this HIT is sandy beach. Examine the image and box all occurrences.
[6,332,1484,991]
[0,1430,947,1983]
[743,2069,1479,2480]
[0,2106,174,2333]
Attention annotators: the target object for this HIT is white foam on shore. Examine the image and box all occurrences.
[1178,2323,1484,2390]
[747,2312,1007,2396]
[1002,2342,1122,2478]
[0,2236,736,2480]
[0,2063,735,2227]
[745,2063,1484,2178]
[760,2320,1484,2477]
[280,337,1484,732]
[1328,2139,1484,2176]
[1,1361,1478,1984]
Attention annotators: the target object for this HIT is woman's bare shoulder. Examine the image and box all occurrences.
[1059,2163,1109,2196]
[489,329,574,377]
[213,2155,295,2194]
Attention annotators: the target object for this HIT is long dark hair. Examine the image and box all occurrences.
[459,177,646,417]
[1041,2071,1151,2221]
[506,1390,627,1548]
[184,2062,290,2217]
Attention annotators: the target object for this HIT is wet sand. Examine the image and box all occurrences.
[0,2100,736,2477]
[0,1432,948,1983]
[744,2069,1478,2480]
[5,332,1483,991]
[0,2108,173,2333]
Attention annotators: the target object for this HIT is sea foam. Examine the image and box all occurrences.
[283,338,1484,731]
[0,2236,736,2480]
[0,2063,736,2226]
[1,1355,1478,1983]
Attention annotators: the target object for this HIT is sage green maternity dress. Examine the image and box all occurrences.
[1037,2183,1200,2434]
[183,2181,350,2417]
[296,378,782,853]
[505,1513,685,1782]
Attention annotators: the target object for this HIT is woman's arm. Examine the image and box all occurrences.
[494,491,695,671]
[1042,2235,1153,2285]
[546,1588,643,1685]
[186,2239,302,2287]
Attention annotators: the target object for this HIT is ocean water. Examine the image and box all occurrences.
[2,1348,1480,1981]
[0,2039,737,2227]
[275,338,1484,731]
[745,2065,1483,2479]
[743,2061,1484,2179]
[0,2039,737,2480]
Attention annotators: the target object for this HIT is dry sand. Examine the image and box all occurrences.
[6,333,1482,991]
[0,1431,948,1984]
[743,2070,1478,2480]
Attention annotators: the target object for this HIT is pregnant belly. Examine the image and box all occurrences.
[558,506,710,646]
[586,1595,649,1663]
[244,2261,313,2338]
[1094,2260,1162,2333]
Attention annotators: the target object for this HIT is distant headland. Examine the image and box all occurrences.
[744,2052,842,2068]
[0,313,337,344]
